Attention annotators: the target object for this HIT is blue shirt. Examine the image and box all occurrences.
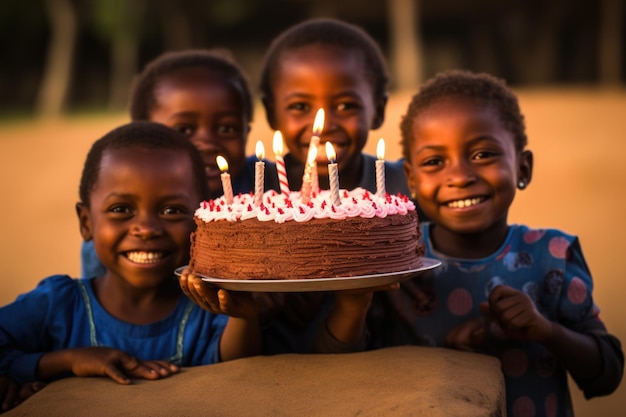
[367,223,623,417]
[0,275,227,383]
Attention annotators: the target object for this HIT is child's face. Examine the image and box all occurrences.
[404,98,531,236]
[80,148,199,289]
[266,44,385,177]
[150,68,248,196]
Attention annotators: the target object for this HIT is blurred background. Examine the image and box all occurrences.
[1,0,624,117]
[1,1,625,416]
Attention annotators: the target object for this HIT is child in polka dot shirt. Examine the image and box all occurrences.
[325,70,623,417]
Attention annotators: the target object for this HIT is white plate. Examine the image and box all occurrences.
[174,258,441,292]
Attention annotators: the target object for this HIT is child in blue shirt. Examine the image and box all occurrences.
[0,122,260,411]
[81,49,279,279]
[326,70,624,416]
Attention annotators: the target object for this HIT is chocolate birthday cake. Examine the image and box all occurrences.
[189,188,423,280]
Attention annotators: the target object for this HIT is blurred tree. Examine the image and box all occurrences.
[35,0,78,117]
[157,0,193,51]
[92,0,146,111]
[599,0,624,85]
[387,0,423,90]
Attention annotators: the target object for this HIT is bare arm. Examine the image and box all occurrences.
[484,285,602,381]
[37,347,178,384]
[179,269,261,361]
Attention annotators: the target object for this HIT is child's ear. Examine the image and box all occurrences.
[261,95,277,129]
[75,202,93,241]
[371,94,388,130]
[517,150,534,190]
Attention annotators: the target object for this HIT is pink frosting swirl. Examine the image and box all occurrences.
[195,188,415,223]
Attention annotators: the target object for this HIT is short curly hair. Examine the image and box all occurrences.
[259,18,389,107]
[129,49,253,123]
[79,121,209,206]
[400,70,527,161]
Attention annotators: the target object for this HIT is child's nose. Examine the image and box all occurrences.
[446,159,477,187]
[190,129,220,152]
[130,215,164,239]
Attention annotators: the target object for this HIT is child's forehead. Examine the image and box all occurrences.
[100,147,189,171]
[280,44,364,66]
[158,67,238,90]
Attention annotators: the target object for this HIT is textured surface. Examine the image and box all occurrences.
[4,346,505,417]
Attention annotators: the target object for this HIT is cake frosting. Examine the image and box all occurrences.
[190,188,423,280]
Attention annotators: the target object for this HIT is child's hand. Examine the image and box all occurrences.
[60,347,178,384]
[179,268,258,320]
[444,317,487,352]
[480,285,553,343]
[1,376,46,412]
[334,282,400,314]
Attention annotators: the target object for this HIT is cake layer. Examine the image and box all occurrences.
[190,188,423,280]
[190,210,421,280]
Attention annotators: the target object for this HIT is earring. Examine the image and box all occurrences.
[411,192,417,200]
[518,180,526,189]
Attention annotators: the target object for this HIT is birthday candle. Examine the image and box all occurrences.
[272,131,290,196]
[216,155,233,204]
[306,109,324,194]
[254,141,265,206]
[326,142,340,206]
[301,146,317,204]
[375,138,386,197]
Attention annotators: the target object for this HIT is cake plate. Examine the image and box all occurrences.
[174,257,441,292]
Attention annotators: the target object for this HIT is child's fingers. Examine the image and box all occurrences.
[1,380,18,411]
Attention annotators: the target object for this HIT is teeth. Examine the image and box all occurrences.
[126,251,163,264]
[447,198,483,208]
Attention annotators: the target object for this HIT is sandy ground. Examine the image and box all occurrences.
[1,88,625,416]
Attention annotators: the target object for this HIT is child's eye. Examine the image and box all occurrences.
[162,206,191,217]
[473,150,498,160]
[286,102,309,113]
[336,101,360,112]
[217,124,242,136]
[420,157,443,167]
[173,124,196,138]
[163,206,189,214]
[108,205,133,218]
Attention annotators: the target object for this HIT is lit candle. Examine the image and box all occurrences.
[326,142,340,206]
[306,108,324,194]
[301,145,317,204]
[375,138,386,197]
[254,140,265,206]
[216,155,233,204]
[272,131,290,196]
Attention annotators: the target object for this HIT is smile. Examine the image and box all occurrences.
[125,251,164,264]
[446,197,486,209]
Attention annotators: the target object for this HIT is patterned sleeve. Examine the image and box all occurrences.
[559,237,624,397]
[0,275,75,383]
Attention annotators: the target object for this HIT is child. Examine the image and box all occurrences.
[0,122,260,410]
[329,70,624,416]
[81,49,279,278]
[258,18,412,354]
[259,18,409,195]
[181,18,410,355]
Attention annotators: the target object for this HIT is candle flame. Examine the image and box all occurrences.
[272,131,284,156]
[325,141,336,162]
[216,155,229,172]
[306,145,318,164]
[313,108,325,136]
[255,140,265,160]
[376,138,385,160]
